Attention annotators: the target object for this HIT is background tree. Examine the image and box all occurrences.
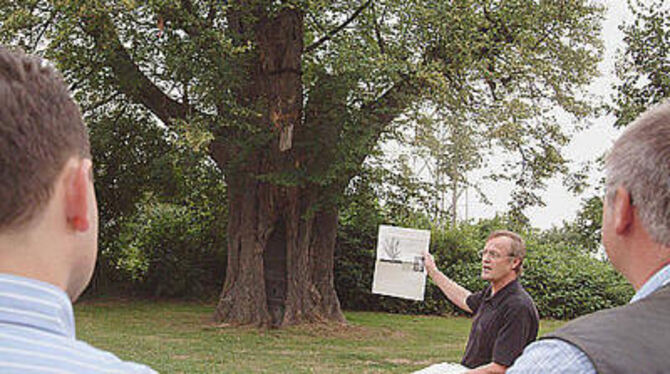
[614,0,670,127]
[399,107,485,227]
[558,0,670,259]
[539,194,603,254]
[0,0,603,327]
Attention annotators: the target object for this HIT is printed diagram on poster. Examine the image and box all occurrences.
[371,225,431,301]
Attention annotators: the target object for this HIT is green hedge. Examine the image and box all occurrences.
[114,202,226,298]
[522,239,632,319]
[335,218,633,319]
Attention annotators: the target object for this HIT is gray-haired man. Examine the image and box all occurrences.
[509,100,670,373]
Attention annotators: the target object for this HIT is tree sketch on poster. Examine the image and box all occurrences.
[373,225,430,300]
[383,237,401,261]
[380,236,425,271]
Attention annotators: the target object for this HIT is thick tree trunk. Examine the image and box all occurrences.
[213,156,272,326]
[213,6,345,327]
[311,207,346,322]
[213,171,346,327]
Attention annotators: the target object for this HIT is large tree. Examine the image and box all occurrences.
[1,0,603,327]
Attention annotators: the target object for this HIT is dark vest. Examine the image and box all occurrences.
[543,284,670,374]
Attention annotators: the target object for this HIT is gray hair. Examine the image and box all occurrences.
[605,100,670,246]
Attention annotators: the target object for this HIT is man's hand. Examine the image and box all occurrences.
[423,251,437,277]
[466,362,507,374]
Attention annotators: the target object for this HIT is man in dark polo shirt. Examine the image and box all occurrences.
[424,230,539,373]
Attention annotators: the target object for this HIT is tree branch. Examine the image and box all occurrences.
[80,12,191,127]
[206,0,218,27]
[339,76,421,184]
[307,11,326,34]
[155,0,207,40]
[305,0,372,54]
[30,9,56,53]
[82,92,122,113]
[371,2,386,54]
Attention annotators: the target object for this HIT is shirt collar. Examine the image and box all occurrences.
[0,273,75,338]
[630,263,670,303]
[485,278,520,307]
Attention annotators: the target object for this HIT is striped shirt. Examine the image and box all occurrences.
[507,263,670,373]
[0,273,157,373]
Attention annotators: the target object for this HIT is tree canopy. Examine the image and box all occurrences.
[0,0,605,326]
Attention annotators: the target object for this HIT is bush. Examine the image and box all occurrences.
[335,215,634,319]
[334,188,384,311]
[522,238,632,319]
[334,207,487,315]
[115,202,226,298]
[86,107,229,298]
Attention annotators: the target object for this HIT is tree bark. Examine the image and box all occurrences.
[213,6,345,327]
[311,206,346,322]
[213,167,346,327]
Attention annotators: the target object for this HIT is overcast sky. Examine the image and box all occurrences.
[465,0,633,229]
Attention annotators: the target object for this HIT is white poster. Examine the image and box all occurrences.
[371,225,431,301]
[412,362,468,374]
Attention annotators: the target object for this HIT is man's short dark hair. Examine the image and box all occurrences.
[0,46,90,231]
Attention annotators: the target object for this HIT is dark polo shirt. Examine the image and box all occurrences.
[461,279,539,368]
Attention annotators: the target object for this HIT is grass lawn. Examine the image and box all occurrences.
[74,300,565,373]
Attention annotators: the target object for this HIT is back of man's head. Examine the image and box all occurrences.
[0,46,90,232]
[605,101,670,248]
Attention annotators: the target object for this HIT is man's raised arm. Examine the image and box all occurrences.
[424,252,473,313]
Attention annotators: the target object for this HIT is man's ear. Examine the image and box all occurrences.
[64,158,93,232]
[613,186,634,235]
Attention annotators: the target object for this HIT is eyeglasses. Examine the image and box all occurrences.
[478,249,515,260]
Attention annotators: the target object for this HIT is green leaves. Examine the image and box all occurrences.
[613,0,670,127]
[0,0,606,210]
[522,238,632,319]
[116,201,226,297]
